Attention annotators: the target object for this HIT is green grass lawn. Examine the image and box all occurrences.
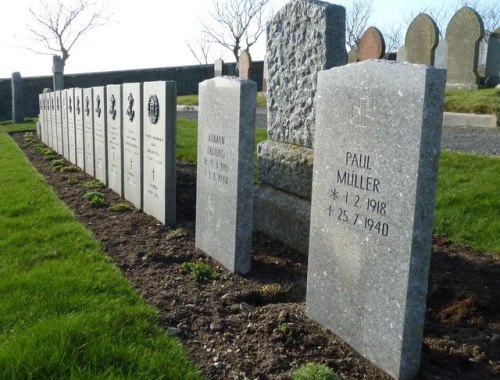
[444,87,500,118]
[0,121,201,379]
[178,92,268,108]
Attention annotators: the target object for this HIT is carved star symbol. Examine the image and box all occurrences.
[330,188,339,200]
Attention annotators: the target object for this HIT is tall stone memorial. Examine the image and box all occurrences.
[142,81,176,226]
[254,0,346,253]
[307,60,446,379]
[93,86,108,185]
[83,88,95,176]
[196,77,257,274]
[405,13,439,66]
[446,6,484,88]
[61,89,70,160]
[123,83,143,208]
[67,88,77,165]
[107,84,124,196]
[74,88,85,170]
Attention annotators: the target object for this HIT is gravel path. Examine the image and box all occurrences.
[178,111,500,156]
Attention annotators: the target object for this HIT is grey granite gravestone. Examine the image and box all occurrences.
[61,90,70,160]
[358,26,385,61]
[446,6,484,88]
[11,72,24,124]
[348,47,359,63]
[196,77,257,274]
[93,86,108,186]
[83,88,95,176]
[142,81,176,226]
[396,45,407,62]
[122,83,143,209]
[66,88,77,165]
[434,39,448,69]
[486,28,500,86]
[254,0,346,254]
[405,13,439,65]
[52,55,64,90]
[238,49,252,79]
[55,91,64,154]
[106,84,124,197]
[74,88,85,170]
[307,60,446,380]
[214,58,224,77]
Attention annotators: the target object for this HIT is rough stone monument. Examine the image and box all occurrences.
[196,77,257,274]
[66,88,77,165]
[123,83,143,209]
[106,84,124,197]
[238,49,252,79]
[52,55,64,90]
[254,0,346,254]
[142,81,176,226]
[405,13,439,65]
[434,39,448,69]
[74,88,85,170]
[486,28,500,86]
[83,88,95,176]
[93,87,108,185]
[11,72,24,124]
[445,6,484,88]
[307,60,446,380]
[358,26,385,61]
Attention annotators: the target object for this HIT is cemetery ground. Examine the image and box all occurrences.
[1,115,499,379]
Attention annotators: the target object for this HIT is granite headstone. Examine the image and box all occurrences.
[74,88,85,170]
[93,86,108,185]
[434,39,448,69]
[106,84,124,196]
[405,13,439,65]
[238,49,252,79]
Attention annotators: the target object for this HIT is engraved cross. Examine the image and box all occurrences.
[152,168,155,181]
[350,97,375,128]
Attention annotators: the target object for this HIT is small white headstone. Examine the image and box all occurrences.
[67,88,77,165]
[93,86,108,185]
[74,88,86,170]
[107,84,124,196]
[83,88,95,176]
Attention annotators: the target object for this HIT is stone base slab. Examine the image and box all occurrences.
[257,140,314,200]
[253,184,311,255]
[443,112,497,128]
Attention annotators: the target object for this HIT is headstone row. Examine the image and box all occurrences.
[37,81,177,226]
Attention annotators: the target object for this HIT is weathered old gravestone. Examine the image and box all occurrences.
[358,26,385,61]
[11,72,24,124]
[214,58,224,77]
[106,84,124,196]
[142,81,176,226]
[238,49,252,79]
[478,33,489,78]
[66,88,77,165]
[55,90,64,155]
[74,88,86,170]
[348,47,359,63]
[434,39,448,69]
[254,0,346,254]
[83,88,95,176]
[93,86,108,185]
[52,55,64,91]
[486,28,500,86]
[196,77,257,274]
[307,60,446,380]
[405,13,439,65]
[396,45,408,62]
[446,6,484,88]
[61,90,70,160]
[123,83,143,209]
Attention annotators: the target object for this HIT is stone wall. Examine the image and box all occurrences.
[0,62,263,121]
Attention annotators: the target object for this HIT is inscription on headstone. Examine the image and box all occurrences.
[83,88,95,176]
[93,86,108,185]
[358,26,385,61]
[123,83,143,208]
[107,84,124,196]
[142,81,176,226]
[196,77,257,274]
[66,88,77,165]
[405,13,439,65]
[307,60,446,380]
[74,88,85,170]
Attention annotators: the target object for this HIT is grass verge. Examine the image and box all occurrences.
[0,122,200,378]
[444,87,500,119]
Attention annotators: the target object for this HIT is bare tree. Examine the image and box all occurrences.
[345,0,374,49]
[187,32,212,65]
[201,0,270,62]
[26,0,110,67]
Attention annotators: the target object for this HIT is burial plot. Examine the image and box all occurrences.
[254,0,346,254]
[61,90,70,160]
[358,26,385,61]
[107,84,124,197]
[142,81,176,226]
[83,88,95,176]
[93,87,108,185]
[74,88,85,170]
[446,6,484,88]
[67,88,77,165]
[123,83,143,208]
[55,91,64,155]
[307,60,446,380]
[405,13,439,65]
[196,77,256,274]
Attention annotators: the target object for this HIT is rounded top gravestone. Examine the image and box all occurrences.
[405,13,439,65]
[358,26,385,61]
[238,49,252,79]
[446,6,484,87]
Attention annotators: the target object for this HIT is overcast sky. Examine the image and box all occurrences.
[0,0,495,79]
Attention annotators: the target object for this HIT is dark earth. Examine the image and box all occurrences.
[13,132,500,379]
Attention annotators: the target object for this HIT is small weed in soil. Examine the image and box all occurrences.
[293,363,339,380]
[109,202,132,212]
[65,175,80,185]
[166,227,188,240]
[181,261,220,281]
[84,179,105,190]
[83,191,105,206]
[60,165,80,173]
[51,159,66,171]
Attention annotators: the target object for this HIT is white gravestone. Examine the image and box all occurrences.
[61,89,70,160]
[142,81,176,226]
[74,88,86,171]
[106,84,124,197]
[55,90,64,155]
[93,86,108,185]
[67,88,77,165]
[83,88,95,176]
[48,92,56,150]
[307,60,446,380]
[196,77,257,274]
[122,83,143,208]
